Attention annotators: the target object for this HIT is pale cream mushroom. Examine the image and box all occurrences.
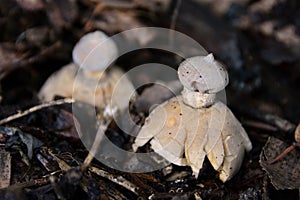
[38,31,133,110]
[178,53,228,108]
[133,54,252,182]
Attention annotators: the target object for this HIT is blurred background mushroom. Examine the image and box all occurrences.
[38,30,134,110]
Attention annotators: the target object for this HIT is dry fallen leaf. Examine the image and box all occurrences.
[52,109,80,141]
[260,136,300,190]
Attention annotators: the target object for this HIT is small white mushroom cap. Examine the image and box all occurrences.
[178,54,228,94]
[72,31,118,71]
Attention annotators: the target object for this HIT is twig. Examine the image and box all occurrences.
[263,114,295,132]
[81,119,110,171]
[149,189,198,200]
[237,108,296,132]
[89,166,139,195]
[258,121,300,167]
[169,0,182,47]
[268,143,300,164]
[81,105,116,171]
[170,0,182,30]
[242,119,278,132]
[0,98,75,125]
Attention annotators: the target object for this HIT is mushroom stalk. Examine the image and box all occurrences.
[181,87,216,108]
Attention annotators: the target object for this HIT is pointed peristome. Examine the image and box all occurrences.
[203,53,215,63]
[178,54,228,94]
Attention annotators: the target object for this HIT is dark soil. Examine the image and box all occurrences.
[0,0,299,199]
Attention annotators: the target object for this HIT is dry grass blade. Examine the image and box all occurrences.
[89,166,139,195]
[48,150,71,171]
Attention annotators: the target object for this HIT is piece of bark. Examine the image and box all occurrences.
[0,149,11,189]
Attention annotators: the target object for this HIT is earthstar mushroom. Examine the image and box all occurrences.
[38,31,133,110]
[133,54,252,182]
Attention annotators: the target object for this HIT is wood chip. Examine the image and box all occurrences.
[0,149,11,189]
